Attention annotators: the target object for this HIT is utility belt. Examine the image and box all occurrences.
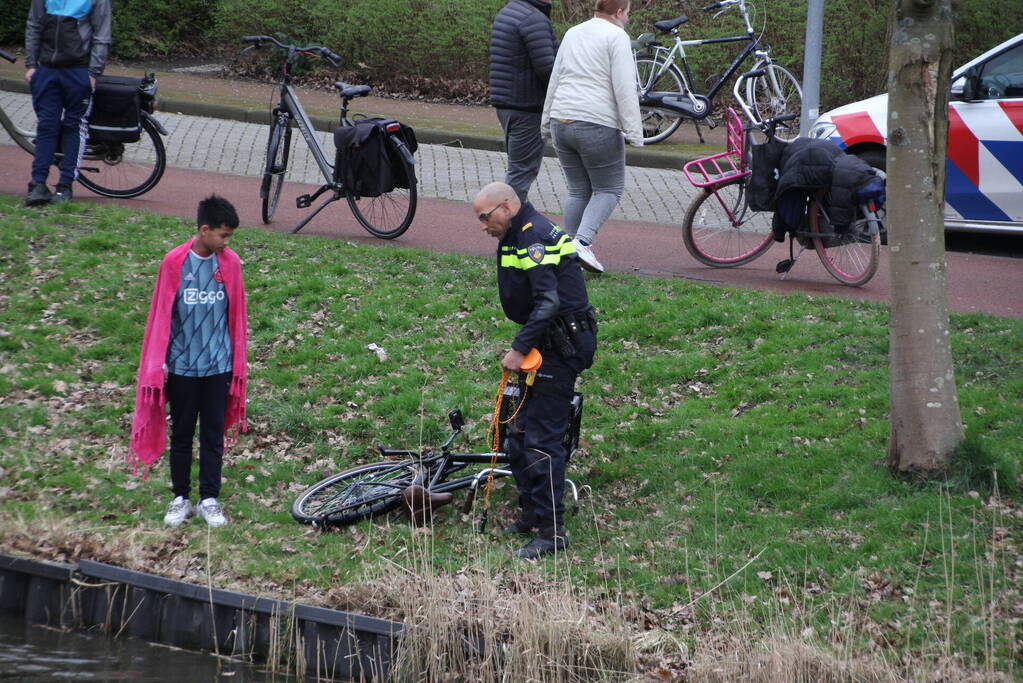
[542,308,596,359]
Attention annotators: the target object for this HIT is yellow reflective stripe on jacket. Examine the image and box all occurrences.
[499,235,576,270]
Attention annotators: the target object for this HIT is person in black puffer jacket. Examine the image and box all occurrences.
[489,0,559,204]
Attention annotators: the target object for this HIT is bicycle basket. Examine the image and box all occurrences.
[682,107,748,188]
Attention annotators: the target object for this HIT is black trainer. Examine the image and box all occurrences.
[514,531,569,560]
[25,182,52,207]
[501,518,535,537]
[52,183,73,203]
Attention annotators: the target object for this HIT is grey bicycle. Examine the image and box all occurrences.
[0,48,168,198]
[241,36,417,238]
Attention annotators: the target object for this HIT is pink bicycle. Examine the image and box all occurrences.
[680,81,884,287]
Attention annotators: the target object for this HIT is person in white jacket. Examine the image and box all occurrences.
[541,0,642,273]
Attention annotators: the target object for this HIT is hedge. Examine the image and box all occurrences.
[1,0,1020,109]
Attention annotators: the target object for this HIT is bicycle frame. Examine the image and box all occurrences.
[275,83,336,183]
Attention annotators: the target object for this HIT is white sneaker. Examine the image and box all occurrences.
[164,496,193,526]
[197,498,228,528]
[572,239,604,273]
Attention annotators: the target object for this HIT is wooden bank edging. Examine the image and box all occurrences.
[0,553,403,681]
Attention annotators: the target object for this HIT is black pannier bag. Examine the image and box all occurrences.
[747,136,787,212]
[333,117,417,197]
[89,75,142,144]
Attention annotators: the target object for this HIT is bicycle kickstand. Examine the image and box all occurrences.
[775,236,805,280]
[290,185,342,234]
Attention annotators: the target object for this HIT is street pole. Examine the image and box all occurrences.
[801,0,825,135]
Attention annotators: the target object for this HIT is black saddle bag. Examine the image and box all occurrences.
[89,75,142,143]
[747,136,787,212]
[334,117,417,197]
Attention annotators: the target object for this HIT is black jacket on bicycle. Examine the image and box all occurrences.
[489,0,559,113]
[768,138,882,234]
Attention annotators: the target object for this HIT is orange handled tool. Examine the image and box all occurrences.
[521,348,542,385]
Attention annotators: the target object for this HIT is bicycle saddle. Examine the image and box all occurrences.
[334,82,371,99]
[401,485,454,527]
[654,16,688,32]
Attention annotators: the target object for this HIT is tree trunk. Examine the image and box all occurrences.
[885,0,963,472]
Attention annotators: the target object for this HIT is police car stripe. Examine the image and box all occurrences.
[832,111,882,148]
[947,161,1011,222]
[947,107,980,187]
[1001,102,1023,136]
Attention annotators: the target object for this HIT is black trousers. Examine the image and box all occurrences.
[166,372,231,501]
[506,327,596,535]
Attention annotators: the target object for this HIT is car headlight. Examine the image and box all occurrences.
[810,121,836,139]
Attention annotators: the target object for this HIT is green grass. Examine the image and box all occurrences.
[1,196,1021,677]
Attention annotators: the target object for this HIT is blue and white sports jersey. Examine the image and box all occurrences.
[166,251,232,377]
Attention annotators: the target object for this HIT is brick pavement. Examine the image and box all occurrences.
[0,90,702,227]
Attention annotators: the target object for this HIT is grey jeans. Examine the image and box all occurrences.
[550,119,626,245]
[497,108,545,203]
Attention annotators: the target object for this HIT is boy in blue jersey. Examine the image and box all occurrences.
[24,0,112,206]
[131,196,248,528]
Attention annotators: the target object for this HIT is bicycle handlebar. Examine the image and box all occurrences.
[0,49,16,64]
[239,35,341,67]
[703,0,738,11]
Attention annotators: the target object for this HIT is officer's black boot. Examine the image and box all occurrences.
[502,492,536,536]
[501,516,535,537]
[514,526,568,560]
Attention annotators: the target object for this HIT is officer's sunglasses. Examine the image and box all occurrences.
[477,200,505,222]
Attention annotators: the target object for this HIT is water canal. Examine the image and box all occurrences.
[0,612,287,681]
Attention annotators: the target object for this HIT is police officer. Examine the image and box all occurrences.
[472,181,597,559]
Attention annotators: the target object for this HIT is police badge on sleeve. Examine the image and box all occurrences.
[527,243,545,263]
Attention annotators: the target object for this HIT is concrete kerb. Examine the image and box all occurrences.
[0,76,694,171]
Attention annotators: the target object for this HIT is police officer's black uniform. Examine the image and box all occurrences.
[496,201,596,557]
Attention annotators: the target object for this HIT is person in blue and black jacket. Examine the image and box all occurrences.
[24,0,112,206]
[472,181,597,560]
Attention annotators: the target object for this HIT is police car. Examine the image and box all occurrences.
[809,33,1023,235]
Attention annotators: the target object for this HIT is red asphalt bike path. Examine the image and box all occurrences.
[2,143,1021,319]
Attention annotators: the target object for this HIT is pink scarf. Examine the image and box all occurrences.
[129,238,248,479]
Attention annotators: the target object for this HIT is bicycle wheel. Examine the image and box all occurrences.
[682,178,774,267]
[291,460,421,526]
[77,117,165,198]
[635,57,686,145]
[260,116,292,224]
[745,64,802,141]
[809,198,881,287]
[346,135,417,239]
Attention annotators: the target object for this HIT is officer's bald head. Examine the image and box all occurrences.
[473,183,521,239]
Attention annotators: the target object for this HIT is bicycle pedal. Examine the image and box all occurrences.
[705,119,719,129]
[775,259,794,274]
[296,194,312,209]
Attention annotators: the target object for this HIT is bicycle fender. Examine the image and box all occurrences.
[141,111,169,136]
